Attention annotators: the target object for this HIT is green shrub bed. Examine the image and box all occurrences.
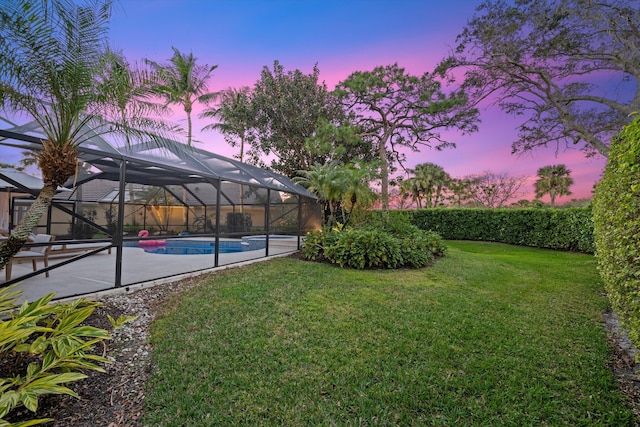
[302,214,447,269]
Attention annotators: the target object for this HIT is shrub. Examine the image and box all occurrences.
[301,230,325,261]
[68,209,98,239]
[0,286,134,426]
[404,207,594,253]
[593,117,640,349]
[302,213,447,270]
[419,229,448,257]
[398,230,435,268]
[324,228,403,269]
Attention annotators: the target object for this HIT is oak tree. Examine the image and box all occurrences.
[438,0,639,157]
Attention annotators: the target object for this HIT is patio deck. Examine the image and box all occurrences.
[3,238,299,302]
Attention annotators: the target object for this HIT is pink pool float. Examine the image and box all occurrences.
[137,230,166,246]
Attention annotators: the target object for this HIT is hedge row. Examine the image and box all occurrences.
[393,207,594,253]
[593,117,640,348]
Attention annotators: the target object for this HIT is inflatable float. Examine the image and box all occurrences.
[137,230,166,246]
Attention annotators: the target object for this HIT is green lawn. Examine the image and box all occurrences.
[143,241,635,426]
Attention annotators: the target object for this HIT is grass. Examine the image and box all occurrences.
[143,241,635,426]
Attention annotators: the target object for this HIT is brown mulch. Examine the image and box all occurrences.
[4,276,640,426]
[4,274,204,427]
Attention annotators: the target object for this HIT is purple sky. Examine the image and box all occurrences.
[3,0,609,203]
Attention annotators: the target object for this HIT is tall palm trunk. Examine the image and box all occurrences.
[0,183,56,272]
[0,142,78,273]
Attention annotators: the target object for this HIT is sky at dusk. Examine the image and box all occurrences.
[2,0,610,203]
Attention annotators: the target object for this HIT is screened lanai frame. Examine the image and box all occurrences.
[0,116,321,297]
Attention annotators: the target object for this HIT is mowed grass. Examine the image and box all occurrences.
[143,241,635,426]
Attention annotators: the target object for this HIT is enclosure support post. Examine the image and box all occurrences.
[114,160,127,288]
[297,196,302,250]
[214,179,221,267]
[265,189,271,257]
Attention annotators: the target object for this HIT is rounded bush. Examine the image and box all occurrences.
[324,228,402,269]
[301,230,325,261]
[399,230,435,268]
[593,117,640,346]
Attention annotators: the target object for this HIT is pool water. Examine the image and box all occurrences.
[124,239,253,255]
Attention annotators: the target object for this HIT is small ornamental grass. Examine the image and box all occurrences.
[143,241,635,426]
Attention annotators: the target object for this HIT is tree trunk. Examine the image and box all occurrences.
[0,183,56,273]
[379,141,389,211]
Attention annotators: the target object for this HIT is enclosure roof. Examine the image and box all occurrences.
[0,167,43,190]
[0,116,314,198]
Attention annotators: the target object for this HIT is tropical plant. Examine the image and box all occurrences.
[0,0,168,273]
[146,47,218,146]
[400,177,424,209]
[534,164,573,208]
[336,163,377,228]
[294,162,376,227]
[294,163,343,226]
[0,285,134,426]
[302,212,447,269]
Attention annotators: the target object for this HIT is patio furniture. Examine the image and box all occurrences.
[5,233,54,281]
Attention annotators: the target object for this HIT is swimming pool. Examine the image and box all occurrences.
[125,239,259,255]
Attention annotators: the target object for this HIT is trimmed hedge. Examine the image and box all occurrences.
[399,207,594,253]
[593,117,640,349]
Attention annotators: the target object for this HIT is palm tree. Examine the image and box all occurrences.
[400,177,423,209]
[534,164,574,208]
[294,163,343,226]
[97,48,173,208]
[201,86,253,162]
[0,0,169,272]
[201,87,253,215]
[146,47,218,146]
[337,164,376,228]
[412,163,451,208]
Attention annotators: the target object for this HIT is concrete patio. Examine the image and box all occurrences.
[2,238,299,302]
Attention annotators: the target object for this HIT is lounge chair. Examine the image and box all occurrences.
[5,233,54,281]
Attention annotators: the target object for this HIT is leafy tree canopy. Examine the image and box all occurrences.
[438,0,639,158]
[335,63,479,210]
[241,60,349,177]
